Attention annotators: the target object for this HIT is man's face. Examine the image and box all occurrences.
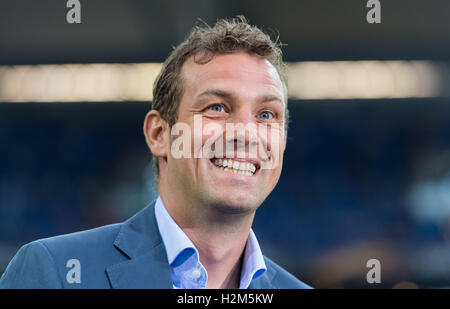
[166,52,287,214]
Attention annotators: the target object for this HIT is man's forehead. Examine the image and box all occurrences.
[181,53,284,96]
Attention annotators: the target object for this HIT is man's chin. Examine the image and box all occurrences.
[206,193,262,215]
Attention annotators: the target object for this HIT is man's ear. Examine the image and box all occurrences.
[143,110,169,159]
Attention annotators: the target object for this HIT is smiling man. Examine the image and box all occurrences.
[0,16,310,289]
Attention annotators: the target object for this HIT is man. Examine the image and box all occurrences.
[0,17,310,289]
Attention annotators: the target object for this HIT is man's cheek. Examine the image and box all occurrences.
[201,122,225,159]
[260,136,283,170]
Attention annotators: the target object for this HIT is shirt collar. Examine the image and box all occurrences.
[239,229,267,288]
[154,196,267,288]
[155,196,198,265]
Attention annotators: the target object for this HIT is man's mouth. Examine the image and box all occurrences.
[210,158,259,176]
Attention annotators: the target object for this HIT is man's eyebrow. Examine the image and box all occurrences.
[258,94,284,105]
[197,89,284,105]
[197,89,236,102]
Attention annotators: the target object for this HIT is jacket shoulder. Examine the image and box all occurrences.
[0,223,125,289]
[264,256,312,289]
[0,240,63,288]
[38,222,122,254]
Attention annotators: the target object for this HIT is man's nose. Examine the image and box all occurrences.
[227,108,259,147]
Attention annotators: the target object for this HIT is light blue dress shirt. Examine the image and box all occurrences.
[154,196,267,289]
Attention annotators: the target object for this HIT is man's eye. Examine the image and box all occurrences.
[258,111,274,120]
[208,104,225,113]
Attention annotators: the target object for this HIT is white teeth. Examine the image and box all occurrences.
[212,158,257,175]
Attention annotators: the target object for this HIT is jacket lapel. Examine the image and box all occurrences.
[106,201,173,289]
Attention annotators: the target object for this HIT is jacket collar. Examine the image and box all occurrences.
[106,201,173,289]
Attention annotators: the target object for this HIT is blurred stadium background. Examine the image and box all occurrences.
[1,0,450,288]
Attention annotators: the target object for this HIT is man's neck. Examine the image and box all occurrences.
[158,190,255,289]
[183,223,248,289]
